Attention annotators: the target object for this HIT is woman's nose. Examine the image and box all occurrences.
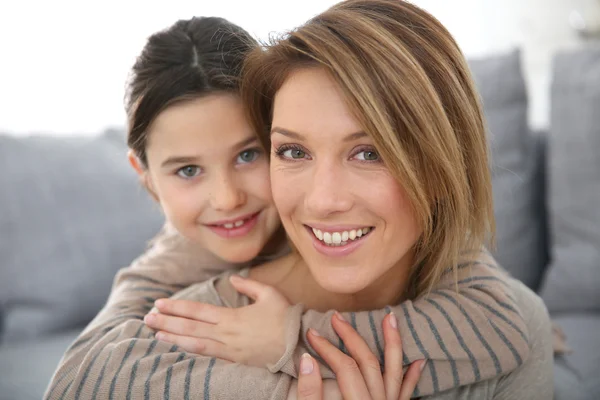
[304,161,352,217]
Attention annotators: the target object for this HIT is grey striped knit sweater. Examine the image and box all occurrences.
[45,225,530,399]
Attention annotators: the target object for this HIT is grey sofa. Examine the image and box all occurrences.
[1,48,598,400]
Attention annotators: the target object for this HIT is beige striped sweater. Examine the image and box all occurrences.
[45,224,530,399]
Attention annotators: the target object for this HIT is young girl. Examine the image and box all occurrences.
[45,11,537,399]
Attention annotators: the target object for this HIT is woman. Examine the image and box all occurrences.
[45,5,544,399]
[236,1,553,397]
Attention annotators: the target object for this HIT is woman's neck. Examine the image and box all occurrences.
[249,253,412,312]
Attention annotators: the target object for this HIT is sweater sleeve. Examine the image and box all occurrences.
[44,278,292,400]
[272,250,531,397]
[44,224,285,400]
[75,222,241,337]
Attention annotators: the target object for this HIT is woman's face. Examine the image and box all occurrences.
[137,94,280,263]
[270,67,422,294]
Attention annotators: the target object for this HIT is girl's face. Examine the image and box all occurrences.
[135,94,280,263]
[270,67,422,294]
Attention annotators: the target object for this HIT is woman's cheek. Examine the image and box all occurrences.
[270,170,295,214]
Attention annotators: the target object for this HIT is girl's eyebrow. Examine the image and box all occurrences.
[231,136,259,151]
[161,155,200,168]
[160,136,259,168]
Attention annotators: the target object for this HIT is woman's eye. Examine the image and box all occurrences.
[282,148,307,159]
[237,149,260,164]
[354,150,380,162]
[176,165,202,178]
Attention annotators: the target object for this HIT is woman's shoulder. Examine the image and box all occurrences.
[425,278,554,400]
[493,278,554,398]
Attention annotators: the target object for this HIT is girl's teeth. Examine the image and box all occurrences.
[356,229,363,238]
[362,227,370,235]
[222,219,246,229]
[323,232,332,244]
[341,231,349,241]
[349,230,357,240]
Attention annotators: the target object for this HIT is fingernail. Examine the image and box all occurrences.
[334,311,346,323]
[149,307,159,314]
[230,275,241,282]
[144,314,155,324]
[309,328,321,337]
[300,353,314,375]
[154,299,165,308]
[420,360,427,372]
[155,332,164,341]
[389,312,398,329]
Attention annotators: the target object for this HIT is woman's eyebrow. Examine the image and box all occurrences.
[271,127,367,142]
[271,127,303,140]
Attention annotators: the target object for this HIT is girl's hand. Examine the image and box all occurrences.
[144,275,291,367]
[295,312,425,400]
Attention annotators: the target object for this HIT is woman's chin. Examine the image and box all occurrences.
[311,267,370,295]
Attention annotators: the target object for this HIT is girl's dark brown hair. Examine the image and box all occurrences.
[126,17,257,166]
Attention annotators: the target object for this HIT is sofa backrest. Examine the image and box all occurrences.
[0,130,164,343]
[469,50,549,289]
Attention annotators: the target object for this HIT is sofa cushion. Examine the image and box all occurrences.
[0,131,163,343]
[0,327,83,400]
[469,49,548,289]
[540,46,600,313]
[552,314,600,400]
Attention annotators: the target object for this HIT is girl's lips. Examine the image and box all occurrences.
[206,211,261,238]
[305,225,371,257]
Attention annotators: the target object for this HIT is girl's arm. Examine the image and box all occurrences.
[145,249,530,398]
[44,308,292,399]
[78,222,240,337]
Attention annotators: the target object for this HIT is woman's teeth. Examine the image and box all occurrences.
[311,227,372,246]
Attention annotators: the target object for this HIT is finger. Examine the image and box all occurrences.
[383,312,403,400]
[331,312,386,400]
[399,360,426,400]
[296,353,323,400]
[229,275,287,303]
[155,331,232,361]
[144,313,219,341]
[154,299,223,324]
[306,329,370,400]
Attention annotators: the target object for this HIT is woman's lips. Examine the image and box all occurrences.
[305,225,373,257]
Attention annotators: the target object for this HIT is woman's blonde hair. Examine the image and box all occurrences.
[242,0,495,297]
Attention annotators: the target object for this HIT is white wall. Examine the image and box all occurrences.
[1,0,598,135]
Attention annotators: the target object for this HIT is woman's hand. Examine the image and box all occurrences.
[295,312,425,400]
[143,275,291,367]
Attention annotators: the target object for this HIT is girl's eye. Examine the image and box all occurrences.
[354,149,380,162]
[176,165,202,178]
[237,149,260,164]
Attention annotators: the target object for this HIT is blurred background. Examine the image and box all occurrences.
[1,0,599,135]
[1,1,599,400]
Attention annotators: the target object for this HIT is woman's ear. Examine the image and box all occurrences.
[127,150,159,202]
